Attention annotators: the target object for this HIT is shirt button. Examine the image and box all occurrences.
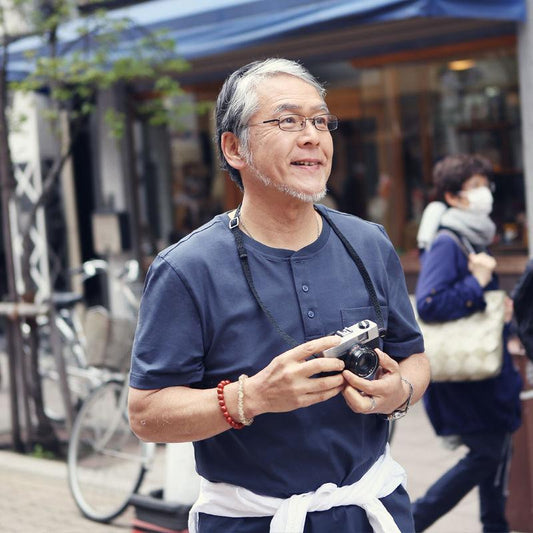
[302,285,309,292]
[307,310,315,318]
[466,300,473,307]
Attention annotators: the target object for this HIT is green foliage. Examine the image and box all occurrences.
[3,0,198,138]
[30,444,56,460]
[104,107,125,140]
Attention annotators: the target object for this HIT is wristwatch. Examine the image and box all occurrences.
[382,377,414,421]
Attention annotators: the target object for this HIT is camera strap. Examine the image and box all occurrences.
[319,209,386,338]
[228,205,386,348]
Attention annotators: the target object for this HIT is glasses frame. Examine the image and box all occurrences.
[460,181,496,194]
[250,113,338,132]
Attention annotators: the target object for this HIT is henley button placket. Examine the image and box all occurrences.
[291,257,321,336]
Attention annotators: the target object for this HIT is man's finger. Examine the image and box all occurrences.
[285,335,341,363]
[342,385,376,414]
[375,348,398,372]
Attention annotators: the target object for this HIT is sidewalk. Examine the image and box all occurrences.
[0,345,508,532]
[0,428,168,533]
[0,348,168,533]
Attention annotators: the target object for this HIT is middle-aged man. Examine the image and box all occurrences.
[129,58,430,533]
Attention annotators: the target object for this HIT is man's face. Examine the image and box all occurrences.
[240,74,334,202]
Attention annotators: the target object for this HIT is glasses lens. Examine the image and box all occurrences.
[277,114,338,131]
[315,114,338,131]
[278,115,305,131]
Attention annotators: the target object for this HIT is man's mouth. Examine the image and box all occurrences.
[291,161,320,166]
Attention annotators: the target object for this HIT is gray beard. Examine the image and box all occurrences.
[248,159,327,204]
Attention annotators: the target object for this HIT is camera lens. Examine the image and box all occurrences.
[345,344,379,379]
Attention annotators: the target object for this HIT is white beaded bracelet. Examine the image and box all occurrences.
[237,374,254,426]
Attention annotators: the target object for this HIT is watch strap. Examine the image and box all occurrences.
[382,377,413,421]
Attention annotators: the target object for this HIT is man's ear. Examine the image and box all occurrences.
[221,132,246,170]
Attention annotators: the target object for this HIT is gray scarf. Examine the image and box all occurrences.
[439,207,496,249]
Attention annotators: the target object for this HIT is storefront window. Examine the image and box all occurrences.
[321,47,525,254]
[430,54,524,253]
[134,50,525,260]
[132,95,224,257]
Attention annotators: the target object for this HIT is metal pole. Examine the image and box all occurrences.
[0,37,26,451]
[48,305,74,432]
[518,1,533,258]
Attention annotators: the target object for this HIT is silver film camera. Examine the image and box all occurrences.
[322,320,380,379]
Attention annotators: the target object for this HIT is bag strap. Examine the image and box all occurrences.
[228,205,386,348]
[435,228,475,257]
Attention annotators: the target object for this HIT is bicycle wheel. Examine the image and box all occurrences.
[67,379,151,522]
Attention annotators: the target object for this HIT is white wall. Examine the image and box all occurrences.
[95,89,128,211]
[9,92,59,164]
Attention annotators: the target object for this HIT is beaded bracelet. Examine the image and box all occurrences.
[217,380,244,430]
[237,374,254,426]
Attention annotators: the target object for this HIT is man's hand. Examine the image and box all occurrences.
[244,336,346,418]
[341,349,410,415]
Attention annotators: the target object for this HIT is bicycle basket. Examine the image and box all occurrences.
[84,306,137,372]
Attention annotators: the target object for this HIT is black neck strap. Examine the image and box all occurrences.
[319,208,386,337]
[228,205,386,347]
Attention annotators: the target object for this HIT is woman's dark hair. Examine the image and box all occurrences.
[433,154,493,203]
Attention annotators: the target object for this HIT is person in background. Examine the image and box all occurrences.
[128,58,430,532]
[412,154,522,533]
[511,258,533,361]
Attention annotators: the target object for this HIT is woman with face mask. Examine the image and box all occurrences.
[411,154,522,532]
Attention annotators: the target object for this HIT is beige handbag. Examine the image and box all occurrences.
[410,290,506,382]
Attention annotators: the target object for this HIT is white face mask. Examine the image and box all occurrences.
[463,186,493,215]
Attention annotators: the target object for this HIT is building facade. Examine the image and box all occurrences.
[5,0,531,294]
[120,1,529,291]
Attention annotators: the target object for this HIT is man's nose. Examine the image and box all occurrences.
[298,120,321,143]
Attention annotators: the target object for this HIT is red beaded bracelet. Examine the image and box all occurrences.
[217,380,244,430]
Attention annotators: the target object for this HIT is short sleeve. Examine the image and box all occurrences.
[382,242,424,359]
[129,255,205,389]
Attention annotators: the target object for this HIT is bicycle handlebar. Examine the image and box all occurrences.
[69,259,140,283]
[68,260,109,281]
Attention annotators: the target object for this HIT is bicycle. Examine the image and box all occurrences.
[37,259,129,424]
[66,259,156,523]
[37,293,93,424]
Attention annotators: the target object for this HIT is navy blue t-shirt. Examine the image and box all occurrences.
[131,205,424,532]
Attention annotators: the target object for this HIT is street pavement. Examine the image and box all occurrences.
[0,347,523,532]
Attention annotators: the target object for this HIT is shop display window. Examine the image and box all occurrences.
[322,47,525,255]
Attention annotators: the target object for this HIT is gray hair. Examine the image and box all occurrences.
[215,58,326,190]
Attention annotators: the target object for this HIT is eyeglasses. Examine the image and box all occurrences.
[461,181,496,193]
[250,113,338,132]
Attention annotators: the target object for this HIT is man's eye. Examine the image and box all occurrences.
[314,116,327,126]
[281,116,297,125]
